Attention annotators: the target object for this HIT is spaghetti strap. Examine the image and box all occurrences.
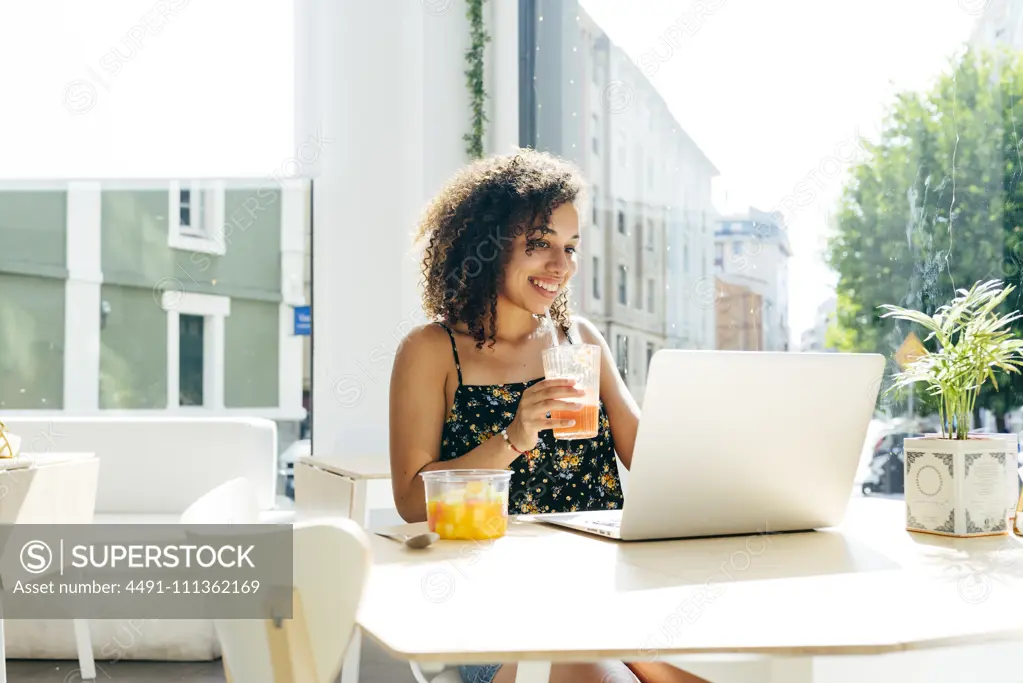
[435,322,463,385]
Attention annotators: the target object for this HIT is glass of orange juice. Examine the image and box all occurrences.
[420,469,512,540]
[541,343,601,440]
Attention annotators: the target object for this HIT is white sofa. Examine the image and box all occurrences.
[2,416,293,661]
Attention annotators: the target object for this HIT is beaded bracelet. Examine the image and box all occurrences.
[500,428,528,455]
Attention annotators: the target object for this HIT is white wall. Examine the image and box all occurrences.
[310,0,518,464]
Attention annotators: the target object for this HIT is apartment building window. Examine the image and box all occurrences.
[617,210,625,234]
[592,186,599,226]
[646,219,654,251]
[161,291,230,409]
[616,335,629,379]
[647,278,655,312]
[592,256,601,299]
[646,342,655,374]
[168,180,226,255]
[636,270,643,309]
[618,265,627,304]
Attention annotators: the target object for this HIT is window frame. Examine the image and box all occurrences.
[616,334,629,379]
[168,180,227,255]
[161,290,231,410]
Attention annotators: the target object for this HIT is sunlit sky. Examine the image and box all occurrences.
[579,0,980,344]
[0,0,294,180]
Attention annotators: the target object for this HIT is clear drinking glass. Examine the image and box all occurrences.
[541,343,601,440]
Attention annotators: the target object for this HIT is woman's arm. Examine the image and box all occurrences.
[573,317,641,470]
[388,324,522,523]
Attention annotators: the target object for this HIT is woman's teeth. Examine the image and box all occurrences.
[529,277,559,294]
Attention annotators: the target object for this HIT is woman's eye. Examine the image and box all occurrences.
[565,246,576,254]
[530,240,550,249]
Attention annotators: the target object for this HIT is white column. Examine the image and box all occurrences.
[64,182,102,412]
[309,0,519,462]
[487,0,519,155]
[310,0,425,462]
[279,181,306,418]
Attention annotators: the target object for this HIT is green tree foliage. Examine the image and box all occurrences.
[827,46,1023,427]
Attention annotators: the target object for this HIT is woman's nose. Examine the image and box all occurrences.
[546,251,569,274]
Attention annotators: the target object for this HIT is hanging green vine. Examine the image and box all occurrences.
[463,0,490,159]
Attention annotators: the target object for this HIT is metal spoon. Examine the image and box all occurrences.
[375,531,439,549]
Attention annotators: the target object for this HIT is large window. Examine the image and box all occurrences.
[1,179,312,499]
[2,4,312,502]
[524,2,1023,438]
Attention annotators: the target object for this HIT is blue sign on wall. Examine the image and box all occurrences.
[294,306,311,336]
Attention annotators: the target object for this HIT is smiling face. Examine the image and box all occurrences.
[500,202,580,316]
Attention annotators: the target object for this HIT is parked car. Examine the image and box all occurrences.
[861,429,923,496]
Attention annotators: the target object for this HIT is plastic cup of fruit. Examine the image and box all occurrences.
[420,469,512,541]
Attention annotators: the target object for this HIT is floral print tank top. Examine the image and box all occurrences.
[436,322,625,515]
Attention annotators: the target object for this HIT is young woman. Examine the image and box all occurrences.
[389,149,707,683]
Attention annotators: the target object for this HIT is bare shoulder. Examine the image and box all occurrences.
[393,322,452,372]
[570,316,608,348]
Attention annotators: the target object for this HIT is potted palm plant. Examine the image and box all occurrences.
[880,279,1023,537]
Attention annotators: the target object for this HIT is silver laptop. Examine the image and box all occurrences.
[536,350,886,541]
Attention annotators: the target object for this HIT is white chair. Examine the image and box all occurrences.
[214,519,372,683]
[179,477,265,681]
[180,477,261,525]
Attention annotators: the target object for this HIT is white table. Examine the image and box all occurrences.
[294,454,391,527]
[0,452,101,682]
[357,498,1023,683]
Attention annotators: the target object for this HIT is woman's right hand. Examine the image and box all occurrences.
[505,379,585,452]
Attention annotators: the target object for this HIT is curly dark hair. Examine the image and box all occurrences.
[415,148,588,349]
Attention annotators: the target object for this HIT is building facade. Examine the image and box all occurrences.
[527,0,719,403]
[714,208,791,351]
[714,279,763,351]
[799,296,837,352]
[0,180,309,448]
[969,0,1023,50]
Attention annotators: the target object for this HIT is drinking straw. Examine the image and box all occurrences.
[545,310,559,347]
